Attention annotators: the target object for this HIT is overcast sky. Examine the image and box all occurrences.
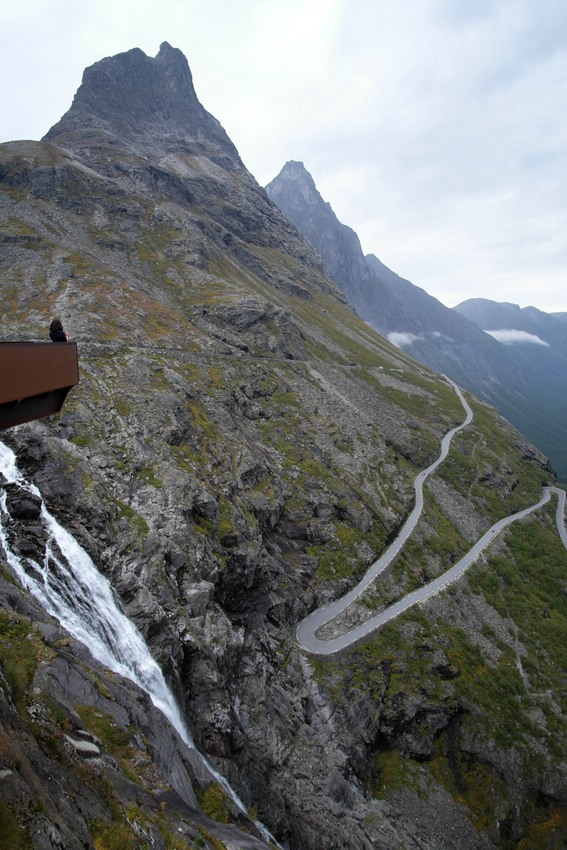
[1,0,566,313]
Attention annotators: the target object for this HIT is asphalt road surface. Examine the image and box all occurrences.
[295,381,567,655]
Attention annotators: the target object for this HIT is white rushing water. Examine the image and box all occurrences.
[0,440,189,740]
[0,439,279,848]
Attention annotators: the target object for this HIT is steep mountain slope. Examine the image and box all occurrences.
[1,44,567,850]
[265,161,567,481]
[455,299,567,482]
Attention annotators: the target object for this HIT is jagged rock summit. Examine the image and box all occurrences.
[44,42,242,169]
[1,44,328,344]
[265,160,519,371]
[266,160,488,340]
[266,160,567,480]
[266,160,388,317]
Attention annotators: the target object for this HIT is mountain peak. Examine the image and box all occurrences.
[279,160,309,176]
[156,40,183,59]
[267,161,323,210]
[43,44,241,169]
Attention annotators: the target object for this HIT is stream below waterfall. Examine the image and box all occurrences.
[0,439,279,848]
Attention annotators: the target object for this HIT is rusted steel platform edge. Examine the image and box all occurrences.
[0,342,79,430]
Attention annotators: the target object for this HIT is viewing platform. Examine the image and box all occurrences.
[0,342,79,430]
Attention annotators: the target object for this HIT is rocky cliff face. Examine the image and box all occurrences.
[1,45,567,850]
[265,161,567,482]
[44,42,243,170]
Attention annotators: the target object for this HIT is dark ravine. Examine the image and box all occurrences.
[1,43,567,850]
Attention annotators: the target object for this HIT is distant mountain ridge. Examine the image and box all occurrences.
[455,298,567,353]
[266,160,567,481]
[456,298,567,479]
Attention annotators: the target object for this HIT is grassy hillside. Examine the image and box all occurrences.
[1,133,566,850]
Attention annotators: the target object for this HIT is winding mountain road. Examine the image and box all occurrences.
[295,381,567,655]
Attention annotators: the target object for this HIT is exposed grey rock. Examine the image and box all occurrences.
[5,486,42,519]
[266,160,564,480]
[1,41,565,850]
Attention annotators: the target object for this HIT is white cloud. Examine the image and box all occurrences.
[387,332,422,349]
[485,329,550,346]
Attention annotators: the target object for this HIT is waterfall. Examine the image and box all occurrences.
[0,439,280,848]
[0,440,189,740]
